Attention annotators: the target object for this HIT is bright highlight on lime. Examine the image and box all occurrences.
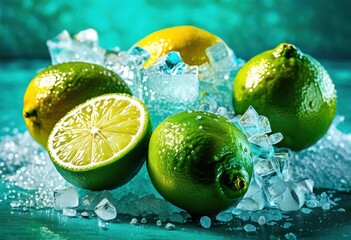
[48,94,151,190]
[147,111,253,215]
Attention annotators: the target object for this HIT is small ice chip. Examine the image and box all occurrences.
[258,216,266,225]
[216,212,233,222]
[81,211,89,218]
[301,208,312,214]
[141,218,147,224]
[231,208,242,216]
[200,216,211,228]
[130,218,138,225]
[156,220,162,226]
[98,218,109,230]
[244,224,257,232]
[337,208,346,212]
[306,199,319,208]
[53,186,79,211]
[74,28,98,47]
[284,233,297,240]
[63,208,76,217]
[165,223,176,230]
[322,203,330,210]
[94,198,117,221]
[283,222,293,229]
[216,107,228,118]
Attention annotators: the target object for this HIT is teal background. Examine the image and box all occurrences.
[1,0,351,60]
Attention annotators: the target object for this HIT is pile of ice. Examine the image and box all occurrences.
[47,28,243,125]
[1,29,350,231]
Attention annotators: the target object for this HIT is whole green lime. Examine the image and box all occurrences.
[147,111,253,215]
[23,62,131,148]
[233,43,337,151]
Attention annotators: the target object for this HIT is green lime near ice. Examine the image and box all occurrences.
[147,111,253,215]
[233,43,337,151]
[47,94,152,191]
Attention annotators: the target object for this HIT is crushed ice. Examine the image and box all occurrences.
[0,29,350,235]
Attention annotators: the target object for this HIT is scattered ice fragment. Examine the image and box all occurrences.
[258,215,266,225]
[231,208,242,216]
[301,208,312,214]
[94,198,117,221]
[283,222,293,229]
[10,201,20,208]
[81,211,89,218]
[53,186,79,211]
[141,218,147,224]
[244,224,257,232]
[285,233,297,240]
[337,208,346,212]
[322,203,331,210]
[200,216,211,228]
[165,223,176,230]
[306,199,319,208]
[63,208,76,217]
[216,212,233,222]
[130,218,138,225]
[156,220,162,226]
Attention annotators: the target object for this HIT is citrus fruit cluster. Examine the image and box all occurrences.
[22,26,337,215]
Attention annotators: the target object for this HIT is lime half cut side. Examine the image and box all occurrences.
[48,93,151,191]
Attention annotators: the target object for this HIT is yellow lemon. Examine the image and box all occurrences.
[135,25,224,67]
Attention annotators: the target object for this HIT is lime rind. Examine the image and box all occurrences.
[48,93,150,172]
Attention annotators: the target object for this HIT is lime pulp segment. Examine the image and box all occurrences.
[49,94,147,169]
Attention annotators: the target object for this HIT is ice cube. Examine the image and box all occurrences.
[249,135,274,158]
[236,198,260,212]
[283,222,293,229]
[215,212,233,222]
[130,218,138,225]
[47,29,106,65]
[128,46,150,66]
[205,42,238,72]
[237,106,260,136]
[94,198,117,221]
[200,216,211,228]
[306,199,319,208]
[285,233,297,240]
[300,208,312,214]
[257,115,272,135]
[275,184,305,211]
[244,224,257,232]
[165,223,176,230]
[62,208,76,217]
[269,132,283,145]
[295,179,314,195]
[74,28,98,48]
[53,186,79,211]
[151,52,186,75]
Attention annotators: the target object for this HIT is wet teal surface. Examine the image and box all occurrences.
[0,60,350,239]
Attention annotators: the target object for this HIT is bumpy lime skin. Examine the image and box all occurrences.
[148,111,253,216]
[233,43,337,151]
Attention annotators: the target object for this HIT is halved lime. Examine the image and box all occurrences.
[48,94,151,190]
